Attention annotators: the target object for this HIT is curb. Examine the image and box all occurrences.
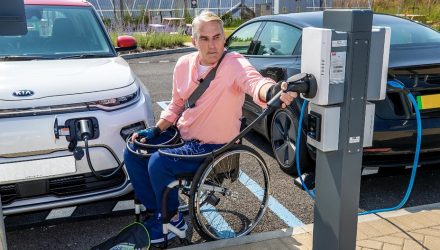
[120,47,196,60]
[172,202,440,250]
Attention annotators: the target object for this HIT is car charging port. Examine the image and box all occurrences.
[65,117,99,142]
[62,117,123,179]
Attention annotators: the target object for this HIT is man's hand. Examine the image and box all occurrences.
[265,81,298,108]
[131,126,161,143]
[279,81,298,108]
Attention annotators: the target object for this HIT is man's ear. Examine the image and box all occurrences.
[191,36,197,48]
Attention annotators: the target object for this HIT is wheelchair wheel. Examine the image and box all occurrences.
[189,144,270,240]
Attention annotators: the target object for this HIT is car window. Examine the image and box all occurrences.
[374,17,440,46]
[226,22,261,55]
[255,22,301,56]
[0,5,114,57]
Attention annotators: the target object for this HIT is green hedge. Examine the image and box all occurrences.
[111,32,187,50]
[372,0,440,31]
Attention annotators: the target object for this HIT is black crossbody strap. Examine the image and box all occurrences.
[185,51,227,109]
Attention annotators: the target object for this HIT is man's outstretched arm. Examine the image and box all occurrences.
[259,82,298,108]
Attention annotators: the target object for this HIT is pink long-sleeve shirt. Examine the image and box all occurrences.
[160,51,275,144]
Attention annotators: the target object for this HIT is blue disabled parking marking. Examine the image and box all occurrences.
[200,203,236,238]
[239,171,304,228]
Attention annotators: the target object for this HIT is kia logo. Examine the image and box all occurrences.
[13,90,34,97]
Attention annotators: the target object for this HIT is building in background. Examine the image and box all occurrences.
[88,0,334,21]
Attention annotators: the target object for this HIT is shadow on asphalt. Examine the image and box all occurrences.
[243,130,274,157]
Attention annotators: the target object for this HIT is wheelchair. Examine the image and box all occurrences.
[126,124,271,247]
[125,73,316,247]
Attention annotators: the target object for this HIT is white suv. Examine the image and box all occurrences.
[0,0,155,215]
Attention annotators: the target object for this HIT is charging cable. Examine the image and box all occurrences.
[295,80,422,215]
[79,119,125,179]
[84,137,125,179]
[296,99,316,199]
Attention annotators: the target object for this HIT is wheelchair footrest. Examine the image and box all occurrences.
[163,222,187,239]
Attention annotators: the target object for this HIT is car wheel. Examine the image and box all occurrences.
[270,108,312,175]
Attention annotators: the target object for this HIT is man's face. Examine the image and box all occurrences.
[192,20,225,66]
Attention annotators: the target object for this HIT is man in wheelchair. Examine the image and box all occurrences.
[124,10,297,245]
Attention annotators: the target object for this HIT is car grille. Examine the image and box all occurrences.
[363,150,440,168]
[0,184,17,205]
[421,73,440,85]
[0,169,125,206]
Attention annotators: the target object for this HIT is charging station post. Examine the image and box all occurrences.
[311,10,373,250]
[0,196,5,250]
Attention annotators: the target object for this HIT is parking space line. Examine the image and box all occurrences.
[45,207,76,220]
[239,171,304,228]
[112,200,134,212]
[157,101,170,110]
[362,168,379,175]
[200,203,236,238]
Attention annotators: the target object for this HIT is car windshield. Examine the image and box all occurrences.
[0,5,115,59]
[374,16,440,46]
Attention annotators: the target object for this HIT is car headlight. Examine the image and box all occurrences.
[0,88,142,118]
[88,88,141,111]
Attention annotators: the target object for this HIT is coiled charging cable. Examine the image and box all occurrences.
[295,80,422,215]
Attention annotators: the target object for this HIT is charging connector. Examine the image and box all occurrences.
[77,119,93,140]
[64,117,99,142]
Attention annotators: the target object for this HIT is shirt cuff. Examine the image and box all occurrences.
[160,109,179,124]
[253,78,275,108]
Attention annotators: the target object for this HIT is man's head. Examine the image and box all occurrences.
[192,10,225,66]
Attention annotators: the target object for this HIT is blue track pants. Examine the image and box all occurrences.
[124,135,223,214]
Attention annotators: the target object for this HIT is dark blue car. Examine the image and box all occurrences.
[225,11,440,174]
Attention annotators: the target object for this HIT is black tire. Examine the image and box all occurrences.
[270,108,312,175]
[188,145,270,241]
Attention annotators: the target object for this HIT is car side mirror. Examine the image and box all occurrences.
[115,35,137,52]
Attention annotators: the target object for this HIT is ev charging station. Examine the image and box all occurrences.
[300,9,391,249]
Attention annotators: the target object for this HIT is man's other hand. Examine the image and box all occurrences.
[132,126,161,143]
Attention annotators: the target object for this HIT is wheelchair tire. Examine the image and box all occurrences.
[188,144,270,241]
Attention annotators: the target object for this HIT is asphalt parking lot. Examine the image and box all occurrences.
[6,52,440,249]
